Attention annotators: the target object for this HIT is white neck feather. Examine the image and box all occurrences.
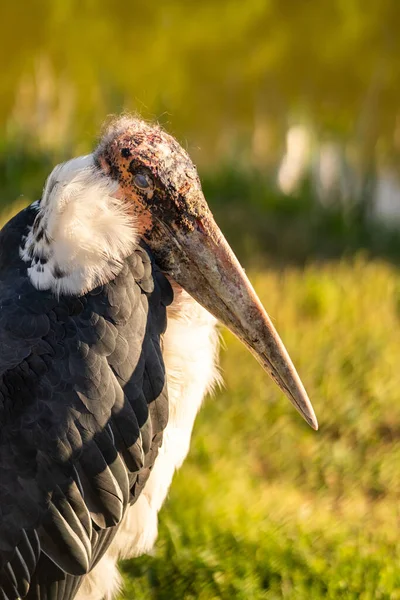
[20,155,137,295]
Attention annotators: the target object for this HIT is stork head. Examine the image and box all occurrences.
[95,117,318,430]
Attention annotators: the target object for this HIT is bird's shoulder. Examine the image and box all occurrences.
[0,202,38,273]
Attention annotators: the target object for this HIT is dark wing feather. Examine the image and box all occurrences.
[0,207,173,599]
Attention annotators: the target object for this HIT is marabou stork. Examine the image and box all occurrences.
[0,116,317,600]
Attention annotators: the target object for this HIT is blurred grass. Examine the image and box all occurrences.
[119,259,400,599]
[202,168,400,267]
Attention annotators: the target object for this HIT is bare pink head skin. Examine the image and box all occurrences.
[95,117,318,430]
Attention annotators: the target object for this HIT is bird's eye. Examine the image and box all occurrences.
[134,173,152,190]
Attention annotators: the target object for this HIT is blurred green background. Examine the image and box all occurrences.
[2,1,400,598]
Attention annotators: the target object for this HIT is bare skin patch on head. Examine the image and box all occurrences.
[94,118,209,239]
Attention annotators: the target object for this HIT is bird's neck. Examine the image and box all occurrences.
[163,280,221,424]
[20,155,137,295]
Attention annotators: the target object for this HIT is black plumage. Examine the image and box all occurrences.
[0,205,173,599]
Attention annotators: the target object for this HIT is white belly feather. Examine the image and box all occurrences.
[76,290,220,600]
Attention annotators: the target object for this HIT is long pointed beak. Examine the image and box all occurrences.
[152,208,318,430]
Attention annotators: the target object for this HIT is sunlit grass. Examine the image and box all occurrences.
[120,258,400,599]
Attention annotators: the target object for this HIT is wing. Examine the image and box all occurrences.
[0,207,173,599]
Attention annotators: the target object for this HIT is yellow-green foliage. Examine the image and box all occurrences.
[120,258,400,599]
[1,1,400,166]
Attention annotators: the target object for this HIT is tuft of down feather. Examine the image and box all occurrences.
[21,155,137,296]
